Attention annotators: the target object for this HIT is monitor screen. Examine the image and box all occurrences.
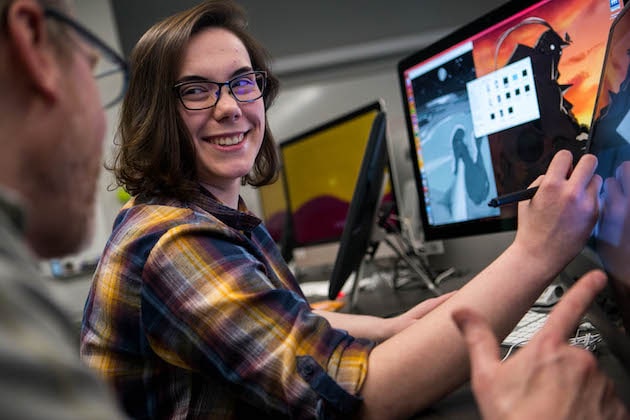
[329,111,388,300]
[280,101,397,251]
[398,0,624,241]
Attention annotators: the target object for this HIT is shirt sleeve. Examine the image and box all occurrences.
[141,222,374,418]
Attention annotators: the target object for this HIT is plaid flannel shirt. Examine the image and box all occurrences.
[81,187,374,419]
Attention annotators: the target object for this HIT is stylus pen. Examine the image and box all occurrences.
[487,186,539,207]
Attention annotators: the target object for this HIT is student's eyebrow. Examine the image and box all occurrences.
[175,67,255,84]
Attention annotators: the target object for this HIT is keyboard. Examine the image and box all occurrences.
[502,309,602,352]
[502,310,548,347]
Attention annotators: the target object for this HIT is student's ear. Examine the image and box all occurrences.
[5,0,63,103]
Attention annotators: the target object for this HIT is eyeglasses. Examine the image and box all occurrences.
[174,71,267,111]
[43,8,128,109]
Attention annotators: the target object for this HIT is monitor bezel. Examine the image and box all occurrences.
[328,111,389,300]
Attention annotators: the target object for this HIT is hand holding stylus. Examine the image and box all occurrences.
[513,150,601,269]
[487,186,539,207]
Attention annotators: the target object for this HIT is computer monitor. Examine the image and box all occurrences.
[398,0,624,241]
[280,101,397,257]
[328,111,388,300]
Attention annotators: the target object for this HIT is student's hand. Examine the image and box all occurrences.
[597,161,630,288]
[391,291,456,332]
[366,292,456,341]
[313,292,455,343]
[514,150,601,272]
[452,270,628,420]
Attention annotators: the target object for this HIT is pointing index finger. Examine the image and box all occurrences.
[534,270,607,344]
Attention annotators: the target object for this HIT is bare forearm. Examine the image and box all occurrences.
[313,310,397,343]
[358,243,561,419]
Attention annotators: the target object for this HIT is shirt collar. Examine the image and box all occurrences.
[191,185,262,233]
[0,187,26,234]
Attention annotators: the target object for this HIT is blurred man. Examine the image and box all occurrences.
[0,0,126,417]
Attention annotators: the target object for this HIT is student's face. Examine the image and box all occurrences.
[177,27,265,194]
[24,32,106,258]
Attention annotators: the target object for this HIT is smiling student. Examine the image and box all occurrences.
[80,1,622,419]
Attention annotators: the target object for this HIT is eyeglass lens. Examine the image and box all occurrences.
[179,72,265,109]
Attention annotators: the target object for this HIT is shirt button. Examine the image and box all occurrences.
[302,364,314,378]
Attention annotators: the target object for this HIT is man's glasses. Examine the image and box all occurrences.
[43,8,128,109]
[174,71,267,111]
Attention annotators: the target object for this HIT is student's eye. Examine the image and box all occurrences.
[180,84,211,98]
[232,76,255,89]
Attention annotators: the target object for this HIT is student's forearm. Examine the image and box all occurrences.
[358,243,559,419]
[313,310,397,343]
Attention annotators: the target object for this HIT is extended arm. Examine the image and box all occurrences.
[313,292,455,342]
[358,150,602,419]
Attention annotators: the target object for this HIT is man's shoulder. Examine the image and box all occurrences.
[0,249,77,342]
[0,262,127,418]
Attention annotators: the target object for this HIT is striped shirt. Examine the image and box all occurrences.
[80,187,374,419]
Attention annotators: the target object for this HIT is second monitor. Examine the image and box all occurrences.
[279,101,397,260]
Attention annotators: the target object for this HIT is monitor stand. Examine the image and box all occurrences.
[382,234,443,296]
[346,226,445,311]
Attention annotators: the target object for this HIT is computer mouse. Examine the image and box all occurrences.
[534,283,566,307]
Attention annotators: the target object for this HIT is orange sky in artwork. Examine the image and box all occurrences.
[472,0,620,127]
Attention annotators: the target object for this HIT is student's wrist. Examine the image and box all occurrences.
[381,315,409,342]
[379,316,398,342]
[506,241,563,281]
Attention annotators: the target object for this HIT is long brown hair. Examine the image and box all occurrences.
[112,0,280,201]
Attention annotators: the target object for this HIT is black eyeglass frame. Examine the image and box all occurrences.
[173,71,267,111]
[43,8,129,109]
